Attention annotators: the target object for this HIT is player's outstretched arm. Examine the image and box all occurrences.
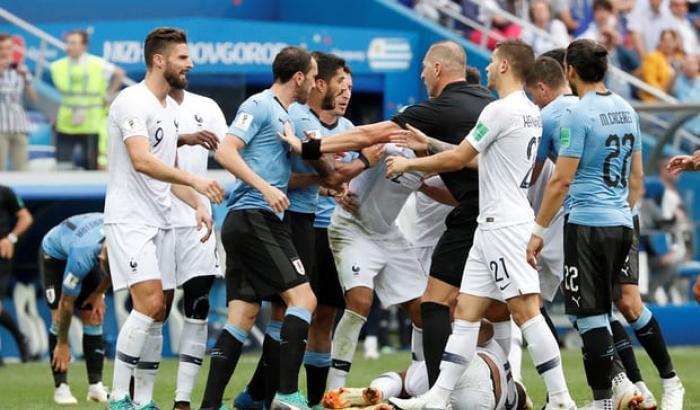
[666,151,700,175]
[216,134,290,212]
[386,138,478,176]
[125,137,224,203]
[320,121,399,153]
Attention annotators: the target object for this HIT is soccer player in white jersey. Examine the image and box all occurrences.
[339,321,531,410]
[319,142,428,392]
[385,39,575,410]
[104,27,224,410]
[168,86,228,410]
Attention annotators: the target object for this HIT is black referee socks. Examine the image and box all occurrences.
[420,302,451,387]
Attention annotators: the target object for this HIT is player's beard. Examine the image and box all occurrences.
[164,65,187,90]
[321,90,336,110]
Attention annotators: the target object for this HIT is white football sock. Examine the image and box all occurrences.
[521,315,572,406]
[370,372,404,400]
[428,320,480,407]
[508,321,523,382]
[327,310,366,390]
[111,310,153,401]
[175,317,207,403]
[411,325,424,363]
[133,321,163,407]
[492,319,512,357]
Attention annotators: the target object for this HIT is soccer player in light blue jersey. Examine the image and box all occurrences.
[526,39,649,410]
[200,46,318,410]
[40,213,110,405]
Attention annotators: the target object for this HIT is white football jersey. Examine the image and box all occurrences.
[335,144,423,236]
[465,90,541,230]
[412,176,453,247]
[104,82,178,228]
[171,91,228,228]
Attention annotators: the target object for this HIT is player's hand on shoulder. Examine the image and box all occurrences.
[385,155,409,177]
[193,177,225,204]
[361,143,385,167]
[277,121,302,154]
[526,234,544,269]
[179,130,220,151]
[391,123,428,152]
[195,205,215,243]
[262,185,290,213]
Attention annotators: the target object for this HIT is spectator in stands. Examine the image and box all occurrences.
[521,0,569,55]
[628,0,676,57]
[464,0,523,49]
[672,54,700,134]
[550,0,593,36]
[0,184,33,363]
[0,33,37,171]
[640,30,685,101]
[577,0,616,41]
[645,159,695,304]
[669,0,699,55]
[50,29,124,170]
[413,0,462,28]
[600,26,642,100]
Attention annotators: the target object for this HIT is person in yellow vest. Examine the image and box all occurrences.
[50,29,124,170]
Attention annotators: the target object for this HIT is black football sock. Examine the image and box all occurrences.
[581,327,615,400]
[278,308,311,394]
[83,331,105,384]
[304,351,331,406]
[200,325,247,409]
[48,330,68,387]
[631,309,675,379]
[420,302,451,387]
[610,320,642,383]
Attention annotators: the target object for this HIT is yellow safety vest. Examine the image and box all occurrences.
[50,55,108,134]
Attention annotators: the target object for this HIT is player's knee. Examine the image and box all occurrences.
[185,295,210,320]
[140,292,165,318]
[346,293,372,318]
[79,310,102,326]
[615,297,642,321]
[312,305,337,329]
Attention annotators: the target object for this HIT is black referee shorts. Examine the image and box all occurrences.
[312,227,345,308]
[618,215,640,286]
[429,208,478,288]
[0,258,11,298]
[222,209,308,303]
[563,222,633,316]
[39,249,102,311]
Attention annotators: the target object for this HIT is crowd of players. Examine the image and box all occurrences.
[28,24,700,410]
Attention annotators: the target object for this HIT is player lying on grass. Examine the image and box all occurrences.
[323,320,532,410]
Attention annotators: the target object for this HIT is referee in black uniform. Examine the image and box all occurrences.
[0,184,33,362]
[285,40,494,386]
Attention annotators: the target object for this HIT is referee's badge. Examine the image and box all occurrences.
[46,287,55,304]
[291,257,305,275]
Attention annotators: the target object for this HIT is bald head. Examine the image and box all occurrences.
[426,41,466,74]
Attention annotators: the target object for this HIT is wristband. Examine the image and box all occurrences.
[301,139,322,160]
[532,222,547,239]
[357,153,371,170]
[6,233,18,244]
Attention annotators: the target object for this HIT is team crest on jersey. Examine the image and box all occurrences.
[194,114,203,124]
[46,287,55,304]
[560,128,571,148]
[63,273,79,290]
[234,112,254,131]
[129,258,138,273]
[291,257,305,275]
[473,121,489,141]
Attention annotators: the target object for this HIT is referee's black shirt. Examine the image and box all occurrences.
[391,81,494,227]
[0,185,23,238]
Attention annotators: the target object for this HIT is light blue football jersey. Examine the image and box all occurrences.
[559,91,642,228]
[226,89,294,220]
[41,213,105,297]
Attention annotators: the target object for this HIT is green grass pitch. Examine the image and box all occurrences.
[1,348,698,409]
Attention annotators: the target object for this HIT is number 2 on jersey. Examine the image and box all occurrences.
[603,133,634,188]
[520,136,538,188]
